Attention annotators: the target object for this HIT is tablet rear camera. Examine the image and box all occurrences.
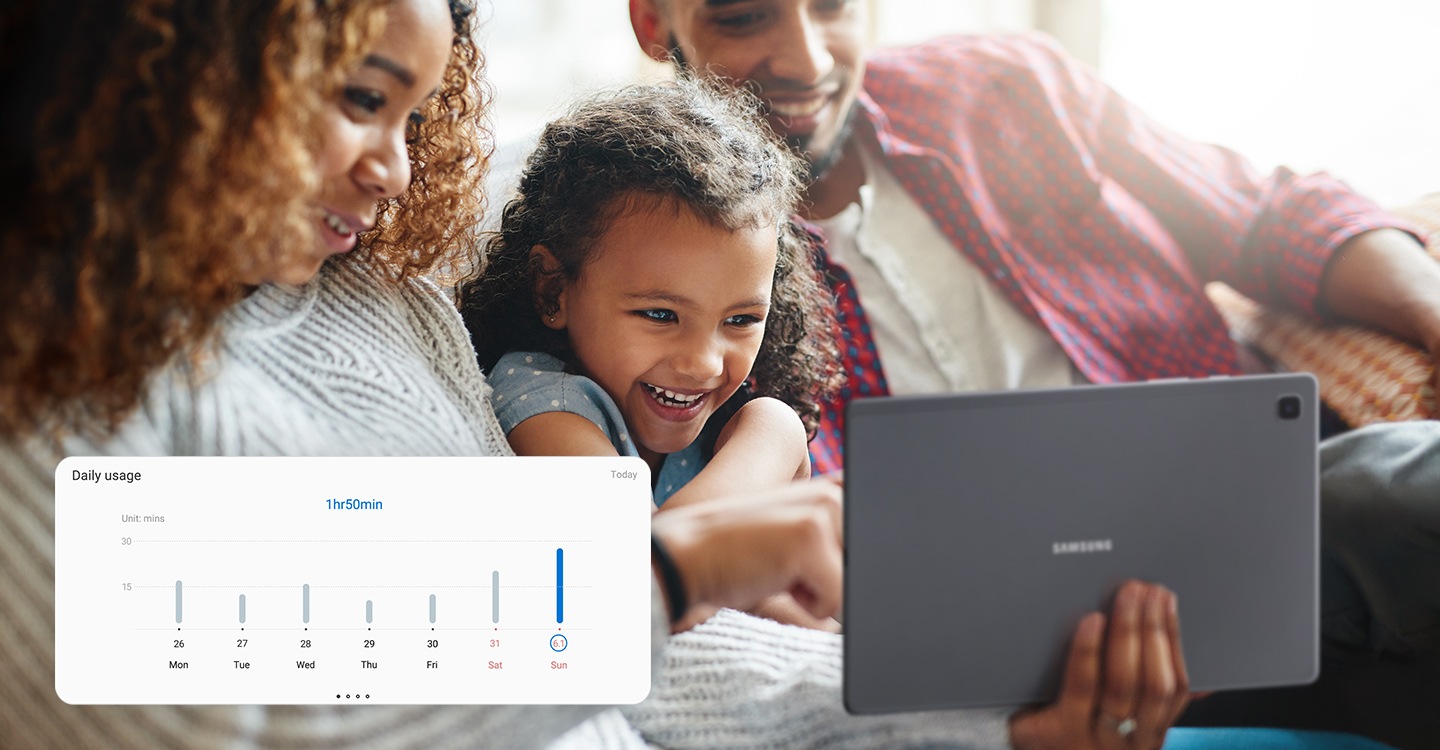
[1277,395,1302,420]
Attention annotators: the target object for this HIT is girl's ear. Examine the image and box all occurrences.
[530,245,569,330]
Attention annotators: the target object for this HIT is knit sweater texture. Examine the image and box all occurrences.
[0,258,1012,749]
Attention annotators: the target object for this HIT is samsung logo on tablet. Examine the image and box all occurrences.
[1052,539,1113,555]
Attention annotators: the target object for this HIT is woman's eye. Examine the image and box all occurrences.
[344,87,386,114]
[726,314,763,327]
[405,111,426,145]
[635,309,677,323]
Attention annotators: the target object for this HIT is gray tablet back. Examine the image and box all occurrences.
[844,374,1318,714]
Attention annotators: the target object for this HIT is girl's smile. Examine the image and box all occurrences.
[541,197,777,471]
[643,382,708,407]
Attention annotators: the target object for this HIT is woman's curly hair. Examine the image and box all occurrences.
[361,0,486,283]
[0,0,487,440]
[459,78,840,436]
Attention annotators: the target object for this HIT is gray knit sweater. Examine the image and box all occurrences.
[0,259,1013,749]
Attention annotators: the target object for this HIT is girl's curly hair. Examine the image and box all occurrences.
[0,0,488,440]
[459,78,840,436]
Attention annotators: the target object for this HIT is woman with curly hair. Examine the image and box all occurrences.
[0,0,484,443]
[461,80,840,508]
[0,1,1202,748]
[0,0,845,746]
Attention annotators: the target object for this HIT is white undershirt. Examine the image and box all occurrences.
[811,147,1087,395]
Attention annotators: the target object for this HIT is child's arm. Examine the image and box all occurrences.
[660,397,836,632]
[488,352,629,460]
[661,396,810,511]
[507,412,621,457]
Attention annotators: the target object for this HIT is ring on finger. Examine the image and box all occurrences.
[1099,711,1138,738]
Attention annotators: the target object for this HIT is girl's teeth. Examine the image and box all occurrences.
[646,384,702,406]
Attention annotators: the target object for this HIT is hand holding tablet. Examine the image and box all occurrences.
[1010,581,1193,750]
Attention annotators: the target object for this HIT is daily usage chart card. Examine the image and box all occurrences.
[55,456,654,705]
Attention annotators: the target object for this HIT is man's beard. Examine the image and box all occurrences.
[669,35,858,184]
[787,101,858,183]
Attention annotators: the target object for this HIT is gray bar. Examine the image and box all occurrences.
[302,584,310,624]
[175,580,183,624]
[366,600,373,624]
[429,594,437,624]
[238,594,246,624]
[491,570,500,624]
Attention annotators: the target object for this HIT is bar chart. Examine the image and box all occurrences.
[55,456,653,705]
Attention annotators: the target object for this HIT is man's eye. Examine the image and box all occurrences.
[726,314,763,327]
[714,11,765,30]
[344,87,386,113]
[636,309,677,323]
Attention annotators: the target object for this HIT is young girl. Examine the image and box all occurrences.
[461,79,841,510]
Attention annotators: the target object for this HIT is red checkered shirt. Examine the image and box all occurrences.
[809,33,1415,475]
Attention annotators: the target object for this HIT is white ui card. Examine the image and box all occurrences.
[55,456,653,705]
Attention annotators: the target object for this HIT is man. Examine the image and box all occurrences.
[627,0,1440,473]
[626,0,1440,747]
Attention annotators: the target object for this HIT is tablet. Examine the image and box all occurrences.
[843,374,1319,714]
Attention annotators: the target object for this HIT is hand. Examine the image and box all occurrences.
[1009,581,1193,750]
[750,592,843,632]
[651,477,843,631]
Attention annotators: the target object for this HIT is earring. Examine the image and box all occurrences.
[548,314,557,324]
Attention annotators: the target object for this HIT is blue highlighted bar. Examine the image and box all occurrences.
[556,548,564,624]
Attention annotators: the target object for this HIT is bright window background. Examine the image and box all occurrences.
[479,0,1038,146]
[479,1,1437,206]
[1100,0,1440,206]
